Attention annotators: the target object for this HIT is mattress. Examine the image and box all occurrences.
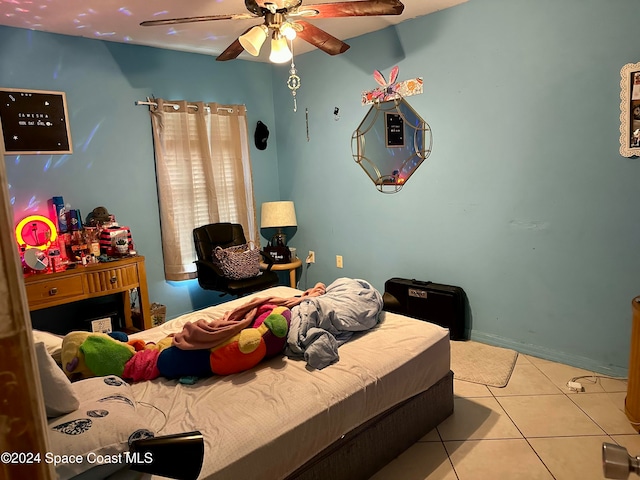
[127,286,450,480]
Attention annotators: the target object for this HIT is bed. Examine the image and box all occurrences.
[43,282,453,480]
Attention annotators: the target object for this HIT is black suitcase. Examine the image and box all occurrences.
[383,278,467,340]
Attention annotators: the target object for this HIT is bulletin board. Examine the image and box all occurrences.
[0,87,73,155]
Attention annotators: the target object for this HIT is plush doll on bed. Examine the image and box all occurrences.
[61,331,137,382]
[60,304,291,382]
[157,304,291,378]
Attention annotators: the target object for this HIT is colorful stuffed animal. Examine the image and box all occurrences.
[210,304,290,375]
[61,331,135,381]
[59,304,291,383]
[157,304,291,378]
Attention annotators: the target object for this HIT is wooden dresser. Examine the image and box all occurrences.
[23,255,152,332]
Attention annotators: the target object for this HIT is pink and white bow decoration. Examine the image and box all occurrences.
[361,66,423,105]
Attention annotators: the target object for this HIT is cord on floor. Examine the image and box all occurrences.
[565,374,628,393]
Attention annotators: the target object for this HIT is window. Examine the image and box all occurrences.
[149,100,257,281]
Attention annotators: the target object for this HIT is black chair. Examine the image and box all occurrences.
[193,222,279,297]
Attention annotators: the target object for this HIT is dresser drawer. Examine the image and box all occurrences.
[84,264,139,294]
[25,275,85,307]
[24,256,151,331]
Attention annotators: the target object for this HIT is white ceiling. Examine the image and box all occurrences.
[0,0,467,62]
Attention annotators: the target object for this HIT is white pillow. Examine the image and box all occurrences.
[32,329,63,364]
[34,340,79,418]
[48,375,155,479]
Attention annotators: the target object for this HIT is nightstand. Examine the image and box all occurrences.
[260,257,302,288]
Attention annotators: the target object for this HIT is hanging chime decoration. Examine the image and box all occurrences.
[286,40,301,112]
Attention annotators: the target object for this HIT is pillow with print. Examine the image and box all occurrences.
[48,375,155,479]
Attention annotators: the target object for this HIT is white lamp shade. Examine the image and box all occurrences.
[261,201,297,228]
[269,36,292,63]
[239,25,267,56]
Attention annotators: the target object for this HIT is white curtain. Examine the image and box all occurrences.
[149,99,257,281]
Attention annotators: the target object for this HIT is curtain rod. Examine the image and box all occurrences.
[135,100,236,113]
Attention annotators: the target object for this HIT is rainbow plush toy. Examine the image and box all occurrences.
[60,304,291,383]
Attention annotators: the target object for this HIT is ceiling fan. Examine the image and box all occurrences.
[140,0,405,63]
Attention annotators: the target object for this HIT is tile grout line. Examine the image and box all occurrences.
[527,357,619,437]
[424,355,631,479]
[438,435,461,480]
[487,382,559,480]
[511,356,630,478]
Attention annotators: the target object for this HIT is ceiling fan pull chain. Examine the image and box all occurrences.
[287,40,301,112]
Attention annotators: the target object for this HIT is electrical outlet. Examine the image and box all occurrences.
[336,255,343,268]
[307,251,315,263]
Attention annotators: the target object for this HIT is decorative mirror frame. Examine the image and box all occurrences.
[351,96,432,194]
[619,62,640,157]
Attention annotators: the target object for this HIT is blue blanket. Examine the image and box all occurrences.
[285,277,383,369]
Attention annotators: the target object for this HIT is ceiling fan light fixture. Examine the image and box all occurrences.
[239,25,268,56]
[280,22,297,41]
[142,0,406,62]
[269,35,292,63]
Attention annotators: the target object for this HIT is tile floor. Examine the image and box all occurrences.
[370,352,638,480]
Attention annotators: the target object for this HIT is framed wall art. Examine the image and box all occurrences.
[385,112,405,148]
[620,62,640,157]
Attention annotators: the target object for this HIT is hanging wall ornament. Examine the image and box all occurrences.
[361,66,423,106]
[305,108,309,142]
[352,66,432,194]
[287,41,301,112]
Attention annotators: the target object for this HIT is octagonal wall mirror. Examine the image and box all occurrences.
[352,97,432,193]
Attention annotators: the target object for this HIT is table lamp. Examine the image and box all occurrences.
[261,201,297,247]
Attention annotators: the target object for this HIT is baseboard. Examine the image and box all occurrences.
[468,331,628,378]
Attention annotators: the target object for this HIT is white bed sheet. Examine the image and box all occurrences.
[128,286,450,480]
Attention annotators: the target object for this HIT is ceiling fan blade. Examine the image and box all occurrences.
[244,0,262,16]
[295,0,404,19]
[295,20,350,56]
[140,13,255,27]
[216,39,246,61]
[216,26,256,61]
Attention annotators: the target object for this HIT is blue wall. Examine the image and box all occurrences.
[0,26,282,318]
[3,0,640,375]
[273,0,640,376]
